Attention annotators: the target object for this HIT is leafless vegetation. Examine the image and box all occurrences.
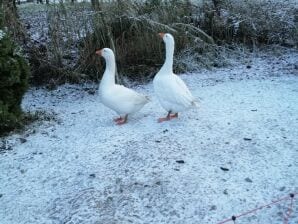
[17,0,297,86]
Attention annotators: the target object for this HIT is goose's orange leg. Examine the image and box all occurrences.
[158,111,178,123]
[113,117,122,122]
[170,113,178,119]
[116,115,128,125]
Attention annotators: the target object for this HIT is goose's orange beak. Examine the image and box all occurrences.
[158,32,165,38]
[95,49,102,56]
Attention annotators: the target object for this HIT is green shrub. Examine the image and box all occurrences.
[0,9,30,136]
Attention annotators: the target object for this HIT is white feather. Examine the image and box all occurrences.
[98,48,149,117]
[153,33,197,113]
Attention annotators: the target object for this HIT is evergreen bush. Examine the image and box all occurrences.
[0,8,30,136]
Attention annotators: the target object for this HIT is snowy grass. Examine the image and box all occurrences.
[19,0,297,85]
[0,48,297,224]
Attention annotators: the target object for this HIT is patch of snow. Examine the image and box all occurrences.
[0,29,6,40]
[0,49,298,223]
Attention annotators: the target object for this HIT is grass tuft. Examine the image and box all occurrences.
[18,0,297,85]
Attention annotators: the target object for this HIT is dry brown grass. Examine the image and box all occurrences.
[19,0,297,85]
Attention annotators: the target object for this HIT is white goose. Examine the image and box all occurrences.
[96,48,149,125]
[153,33,197,123]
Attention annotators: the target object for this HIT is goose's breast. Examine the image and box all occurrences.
[153,75,192,112]
[153,75,170,96]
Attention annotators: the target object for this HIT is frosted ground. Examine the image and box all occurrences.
[19,0,298,3]
[0,48,298,224]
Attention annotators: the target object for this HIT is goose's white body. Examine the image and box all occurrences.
[153,33,197,115]
[98,48,149,121]
[99,84,149,117]
[153,73,196,113]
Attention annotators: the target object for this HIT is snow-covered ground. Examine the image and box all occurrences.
[0,49,298,224]
[18,0,298,4]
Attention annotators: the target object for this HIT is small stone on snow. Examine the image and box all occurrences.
[176,160,185,164]
[245,177,253,183]
[243,138,252,141]
[220,167,229,171]
[19,138,27,143]
[210,205,217,211]
[279,186,286,191]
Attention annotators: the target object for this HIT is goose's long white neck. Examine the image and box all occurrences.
[100,54,116,88]
[160,39,174,74]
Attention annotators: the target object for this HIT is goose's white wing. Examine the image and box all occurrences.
[101,84,149,115]
[173,74,195,101]
[154,73,196,111]
[113,84,149,106]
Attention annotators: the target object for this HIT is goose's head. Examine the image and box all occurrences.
[158,33,175,46]
[95,48,114,61]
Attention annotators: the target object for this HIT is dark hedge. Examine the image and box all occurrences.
[0,8,30,136]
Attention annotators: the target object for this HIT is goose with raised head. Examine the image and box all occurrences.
[96,48,149,125]
[153,33,197,123]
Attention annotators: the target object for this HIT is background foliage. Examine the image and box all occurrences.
[0,6,30,136]
[18,0,297,86]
